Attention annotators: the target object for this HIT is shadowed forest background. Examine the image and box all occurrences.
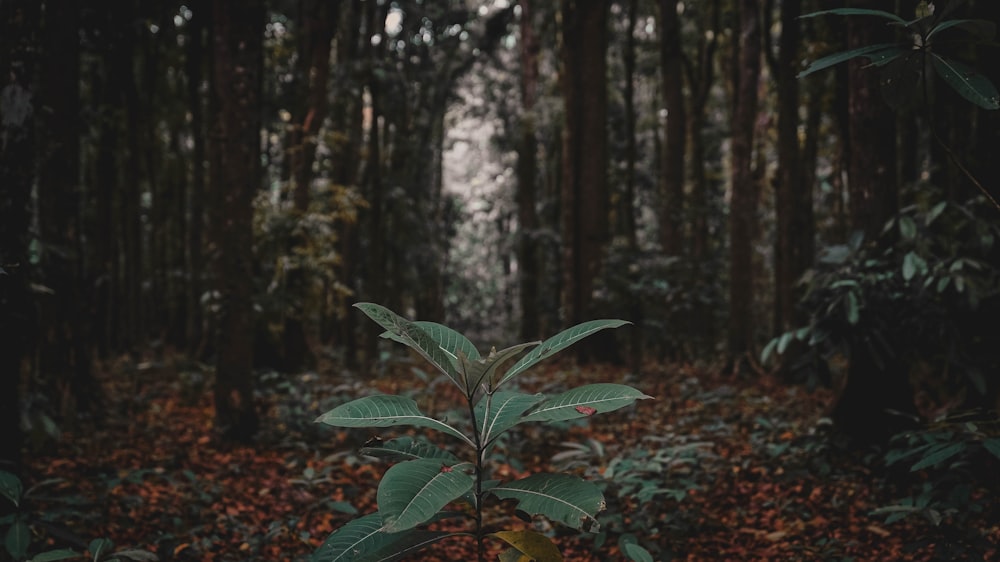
[2,0,1000,560]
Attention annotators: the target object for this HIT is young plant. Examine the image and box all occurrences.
[311,303,652,562]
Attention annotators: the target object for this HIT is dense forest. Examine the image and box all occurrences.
[2,0,1000,560]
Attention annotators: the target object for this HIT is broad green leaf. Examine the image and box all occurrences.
[499,320,630,387]
[798,43,904,78]
[316,395,473,447]
[0,471,22,507]
[930,54,1000,110]
[354,303,465,391]
[490,530,563,562]
[490,473,605,531]
[377,459,475,532]
[521,384,651,423]
[475,391,546,447]
[899,216,916,240]
[89,538,114,560]
[902,251,926,281]
[910,442,965,471]
[927,201,947,225]
[776,332,794,355]
[382,321,480,363]
[6,519,29,560]
[760,337,779,364]
[29,549,81,562]
[312,514,455,562]
[927,18,996,40]
[982,438,1000,461]
[799,8,906,25]
[359,436,459,463]
[623,542,654,562]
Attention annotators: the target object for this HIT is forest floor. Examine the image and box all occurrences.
[23,356,1000,561]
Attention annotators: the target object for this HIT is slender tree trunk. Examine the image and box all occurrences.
[846,0,897,237]
[209,0,263,442]
[186,1,207,356]
[773,0,811,335]
[517,0,541,341]
[659,0,686,255]
[728,0,761,360]
[560,0,615,362]
[0,0,39,472]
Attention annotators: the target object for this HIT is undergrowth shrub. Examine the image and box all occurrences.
[310,303,652,562]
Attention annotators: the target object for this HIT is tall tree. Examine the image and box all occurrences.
[771,0,813,335]
[659,0,686,255]
[560,0,611,358]
[0,0,39,472]
[517,0,542,341]
[209,0,263,442]
[728,0,762,361]
[846,1,897,237]
[186,1,208,356]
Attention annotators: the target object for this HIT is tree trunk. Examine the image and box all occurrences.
[659,0,686,255]
[728,0,761,360]
[186,1,207,357]
[560,0,614,362]
[0,0,39,472]
[209,0,263,442]
[517,0,541,342]
[846,0,897,238]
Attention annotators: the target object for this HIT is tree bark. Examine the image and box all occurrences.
[728,0,762,360]
[659,0,686,255]
[517,0,541,341]
[560,0,614,362]
[0,0,39,472]
[209,0,263,442]
[186,1,207,357]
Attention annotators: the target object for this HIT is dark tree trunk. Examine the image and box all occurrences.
[37,0,99,417]
[517,0,541,342]
[728,0,761,360]
[0,0,39,472]
[560,0,615,362]
[773,0,811,336]
[209,0,263,442]
[659,0,686,255]
[846,0,897,238]
[186,1,207,357]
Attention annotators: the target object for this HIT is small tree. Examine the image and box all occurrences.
[312,303,651,562]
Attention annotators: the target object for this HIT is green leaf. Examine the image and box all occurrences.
[359,436,459,463]
[354,303,465,391]
[476,391,545,448]
[6,519,29,560]
[845,291,860,325]
[982,438,1000,461]
[797,43,904,78]
[29,549,81,562]
[521,384,651,423]
[316,395,473,447]
[461,342,539,393]
[490,473,605,531]
[927,18,996,40]
[0,472,22,507]
[312,513,455,562]
[902,251,926,281]
[623,542,654,562]
[497,549,530,562]
[377,459,475,533]
[899,216,916,240]
[910,442,965,471]
[930,53,1000,110]
[499,320,630,387]
[382,321,480,363]
[490,530,563,562]
[927,201,947,225]
[799,8,907,25]
[88,538,114,561]
[760,337,779,364]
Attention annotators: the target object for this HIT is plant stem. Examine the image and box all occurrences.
[466,389,490,562]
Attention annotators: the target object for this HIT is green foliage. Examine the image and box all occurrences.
[764,197,1000,399]
[874,411,1000,559]
[799,4,999,110]
[312,303,649,561]
[0,471,157,562]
